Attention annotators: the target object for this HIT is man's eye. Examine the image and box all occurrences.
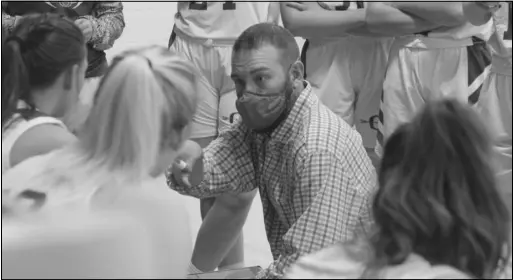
[256,75,269,83]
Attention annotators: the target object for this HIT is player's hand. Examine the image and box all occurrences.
[75,18,93,42]
[171,140,203,188]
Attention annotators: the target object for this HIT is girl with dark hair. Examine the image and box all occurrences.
[1,13,87,174]
[2,1,125,132]
[287,99,511,279]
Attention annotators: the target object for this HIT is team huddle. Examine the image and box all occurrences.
[1,1,512,279]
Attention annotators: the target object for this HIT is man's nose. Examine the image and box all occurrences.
[242,81,259,95]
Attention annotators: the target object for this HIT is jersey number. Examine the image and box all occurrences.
[189,1,236,11]
[335,1,365,11]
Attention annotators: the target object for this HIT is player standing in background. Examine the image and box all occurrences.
[168,1,280,274]
[1,1,125,132]
[281,1,393,162]
[365,2,495,157]
[475,2,512,221]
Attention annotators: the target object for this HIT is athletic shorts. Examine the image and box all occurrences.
[376,36,492,157]
[476,52,512,196]
[169,28,238,139]
[302,36,394,148]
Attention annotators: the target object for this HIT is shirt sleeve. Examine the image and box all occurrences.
[81,1,125,50]
[2,3,17,33]
[259,150,375,278]
[166,126,257,199]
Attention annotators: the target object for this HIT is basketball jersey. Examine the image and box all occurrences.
[317,1,364,11]
[1,114,65,174]
[175,1,272,40]
[489,3,512,75]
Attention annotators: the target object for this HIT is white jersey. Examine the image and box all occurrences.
[175,1,273,40]
[489,3,512,75]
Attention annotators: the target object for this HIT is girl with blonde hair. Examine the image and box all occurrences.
[2,45,198,213]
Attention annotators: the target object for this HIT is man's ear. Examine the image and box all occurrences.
[289,60,304,82]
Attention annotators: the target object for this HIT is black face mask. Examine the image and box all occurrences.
[235,79,294,134]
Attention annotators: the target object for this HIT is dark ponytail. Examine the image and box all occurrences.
[1,37,31,127]
[1,13,85,129]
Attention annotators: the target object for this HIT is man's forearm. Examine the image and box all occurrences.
[191,191,256,271]
[366,2,439,36]
[281,5,365,38]
[347,25,392,37]
[391,1,466,27]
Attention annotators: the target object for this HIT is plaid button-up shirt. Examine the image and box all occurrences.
[167,83,377,278]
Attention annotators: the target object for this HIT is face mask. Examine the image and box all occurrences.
[235,79,293,133]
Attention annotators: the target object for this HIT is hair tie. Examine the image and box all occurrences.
[5,36,26,51]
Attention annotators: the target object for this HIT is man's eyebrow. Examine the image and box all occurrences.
[249,67,270,75]
[231,67,270,79]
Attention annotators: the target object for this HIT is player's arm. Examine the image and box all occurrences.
[365,2,440,36]
[1,2,22,34]
[166,125,256,199]
[390,1,466,27]
[81,1,125,51]
[281,2,366,38]
[267,1,281,24]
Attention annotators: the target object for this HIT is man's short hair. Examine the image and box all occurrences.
[232,23,300,64]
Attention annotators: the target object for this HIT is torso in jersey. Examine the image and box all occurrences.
[489,2,512,75]
[174,1,272,40]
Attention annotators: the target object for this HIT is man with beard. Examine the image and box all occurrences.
[168,1,280,273]
[167,23,377,278]
[2,1,125,131]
